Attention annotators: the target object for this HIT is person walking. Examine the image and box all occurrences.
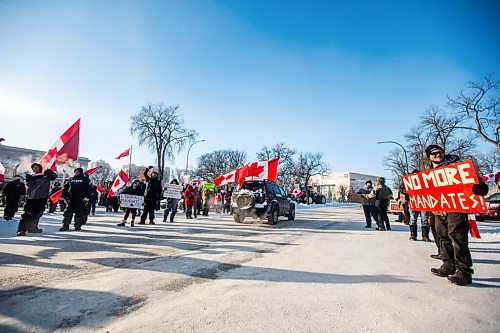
[117,179,144,227]
[16,163,57,236]
[356,180,379,228]
[139,166,162,225]
[59,168,92,231]
[426,144,488,285]
[163,179,181,222]
[2,175,26,221]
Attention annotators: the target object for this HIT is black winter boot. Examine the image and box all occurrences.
[163,210,170,222]
[447,270,472,286]
[170,212,175,222]
[431,264,455,277]
[409,225,417,241]
[421,226,431,242]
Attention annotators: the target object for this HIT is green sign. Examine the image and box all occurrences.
[203,183,215,191]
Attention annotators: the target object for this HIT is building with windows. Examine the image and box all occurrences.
[0,144,89,180]
[310,171,380,202]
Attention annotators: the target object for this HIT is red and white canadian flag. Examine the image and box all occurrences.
[115,148,130,160]
[108,170,129,198]
[84,166,101,175]
[0,161,5,182]
[39,119,80,171]
[481,172,500,183]
[236,157,280,185]
[214,170,236,186]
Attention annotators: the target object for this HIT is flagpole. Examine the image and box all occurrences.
[128,145,132,181]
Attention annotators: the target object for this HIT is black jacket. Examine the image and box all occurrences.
[143,169,162,202]
[2,179,26,200]
[26,170,57,200]
[63,174,92,203]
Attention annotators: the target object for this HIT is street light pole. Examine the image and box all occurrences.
[377,140,409,174]
[185,139,206,177]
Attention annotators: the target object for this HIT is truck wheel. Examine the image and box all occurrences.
[321,196,326,204]
[287,205,295,220]
[268,206,279,225]
[234,214,245,223]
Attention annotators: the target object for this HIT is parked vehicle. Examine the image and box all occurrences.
[231,180,295,225]
[476,193,500,221]
[294,191,327,204]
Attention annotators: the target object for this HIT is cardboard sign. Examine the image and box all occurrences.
[402,160,488,214]
[164,184,183,199]
[203,183,215,191]
[120,194,144,208]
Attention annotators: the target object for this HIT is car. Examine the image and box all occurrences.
[231,180,295,225]
[294,191,327,204]
[476,193,500,221]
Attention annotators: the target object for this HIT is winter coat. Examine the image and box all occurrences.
[357,187,375,206]
[143,169,162,203]
[184,185,195,205]
[122,184,145,196]
[62,174,92,203]
[368,185,392,201]
[2,179,26,201]
[25,170,57,200]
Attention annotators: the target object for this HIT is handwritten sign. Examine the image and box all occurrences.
[203,183,215,191]
[120,194,144,208]
[402,160,487,214]
[164,184,183,199]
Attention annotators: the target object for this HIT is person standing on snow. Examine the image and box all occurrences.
[362,177,393,231]
[426,145,488,286]
[48,181,62,213]
[16,163,57,236]
[356,180,379,228]
[184,183,195,219]
[59,168,92,231]
[163,179,181,223]
[2,175,26,221]
[139,166,162,225]
[117,179,144,227]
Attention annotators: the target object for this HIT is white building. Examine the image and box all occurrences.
[310,171,380,202]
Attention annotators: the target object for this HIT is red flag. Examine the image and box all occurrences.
[84,166,101,175]
[0,161,4,182]
[115,148,130,159]
[97,184,106,193]
[468,214,481,239]
[50,188,63,204]
[40,119,80,171]
[108,170,129,198]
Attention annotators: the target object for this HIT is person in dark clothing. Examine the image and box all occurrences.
[17,163,57,236]
[2,175,26,220]
[163,179,181,223]
[48,181,62,213]
[59,168,92,231]
[139,166,162,225]
[223,189,232,214]
[407,169,431,242]
[426,145,488,286]
[88,184,98,216]
[397,184,410,225]
[363,177,393,231]
[118,179,144,227]
[356,180,379,228]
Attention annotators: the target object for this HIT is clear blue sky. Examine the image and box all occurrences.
[0,0,498,178]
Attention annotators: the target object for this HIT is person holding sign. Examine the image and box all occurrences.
[117,179,144,227]
[425,145,488,286]
[139,166,162,225]
[362,177,393,231]
[163,179,181,223]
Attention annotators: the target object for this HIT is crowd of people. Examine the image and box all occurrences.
[0,143,491,286]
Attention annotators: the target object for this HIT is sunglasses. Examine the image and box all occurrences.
[430,151,443,156]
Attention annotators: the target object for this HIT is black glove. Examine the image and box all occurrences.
[472,183,488,196]
[148,166,154,169]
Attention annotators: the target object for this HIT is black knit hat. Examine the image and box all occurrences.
[75,167,84,175]
[425,145,444,158]
[31,163,42,170]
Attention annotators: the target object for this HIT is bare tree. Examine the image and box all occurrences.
[192,149,247,182]
[256,142,296,188]
[130,103,197,180]
[475,150,500,174]
[292,152,329,204]
[448,74,500,150]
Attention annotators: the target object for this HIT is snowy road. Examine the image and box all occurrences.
[0,205,499,333]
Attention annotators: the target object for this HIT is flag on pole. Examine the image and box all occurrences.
[115,148,130,160]
[236,157,280,186]
[39,119,80,171]
[481,172,500,183]
[0,161,5,182]
[468,214,481,239]
[108,170,129,198]
[84,166,101,175]
[97,184,106,193]
[214,170,236,186]
[50,188,63,204]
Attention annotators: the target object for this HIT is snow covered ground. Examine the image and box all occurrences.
[0,205,498,333]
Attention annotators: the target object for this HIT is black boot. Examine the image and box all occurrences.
[170,212,175,222]
[163,210,170,223]
[447,269,473,286]
[431,264,455,277]
[409,225,417,241]
[421,226,431,242]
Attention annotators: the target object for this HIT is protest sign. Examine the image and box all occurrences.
[402,160,487,214]
[164,184,183,199]
[119,194,144,208]
[203,183,215,191]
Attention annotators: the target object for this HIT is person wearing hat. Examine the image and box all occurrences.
[425,144,488,285]
[163,178,181,222]
[139,166,162,225]
[356,180,379,228]
[59,167,92,231]
[48,181,62,213]
[362,177,393,230]
[117,179,144,227]
[16,163,57,236]
[2,175,26,221]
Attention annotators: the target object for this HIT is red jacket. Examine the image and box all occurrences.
[184,185,195,205]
